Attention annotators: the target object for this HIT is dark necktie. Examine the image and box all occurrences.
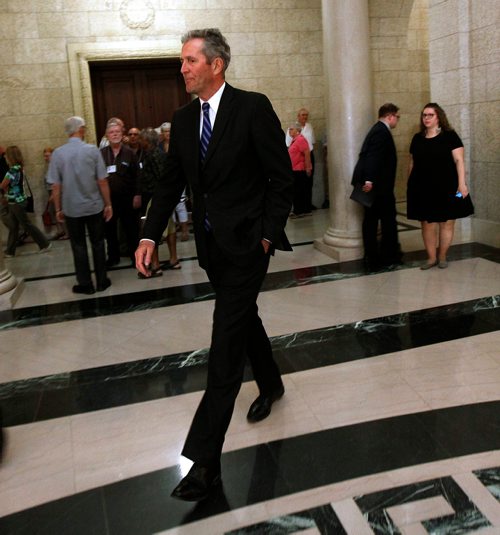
[200,102,212,161]
[201,102,212,231]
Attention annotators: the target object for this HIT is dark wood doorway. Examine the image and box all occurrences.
[90,58,190,138]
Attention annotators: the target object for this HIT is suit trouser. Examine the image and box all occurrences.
[65,212,107,288]
[362,193,400,263]
[104,193,140,262]
[182,233,283,463]
[292,170,309,215]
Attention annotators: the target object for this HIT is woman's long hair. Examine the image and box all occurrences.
[419,103,453,135]
[5,145,24,168]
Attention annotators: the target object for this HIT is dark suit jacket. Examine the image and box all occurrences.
[351,120,397,197]
[143,84,293,269]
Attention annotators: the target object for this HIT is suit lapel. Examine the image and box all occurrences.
[203,84,234,165]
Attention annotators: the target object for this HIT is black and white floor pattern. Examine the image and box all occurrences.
[0,208,499,534]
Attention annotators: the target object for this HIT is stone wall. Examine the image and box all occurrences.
[429,0,499,225]
[369,0,431,199]
[0,0,324,215]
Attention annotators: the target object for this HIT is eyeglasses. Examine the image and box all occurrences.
[128,132,139,136]
[422,113,436,118]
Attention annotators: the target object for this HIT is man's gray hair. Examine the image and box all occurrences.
[160,122,171,132]
[181,28,231,72]
[65,116,85,136]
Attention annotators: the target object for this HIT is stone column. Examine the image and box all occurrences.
[314,0,373,261]
[0,226,19,308]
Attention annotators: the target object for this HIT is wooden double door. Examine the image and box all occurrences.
[90,58,190,138]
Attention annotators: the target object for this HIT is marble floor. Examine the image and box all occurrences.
[0,207,499,534]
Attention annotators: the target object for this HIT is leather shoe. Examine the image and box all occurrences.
[247,385,285,423]
[96,278,112,292]
[72,284,95,295]
[171,461,221,502]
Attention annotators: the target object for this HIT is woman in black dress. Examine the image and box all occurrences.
[407,103,472,269]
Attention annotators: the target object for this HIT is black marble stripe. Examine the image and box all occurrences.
[1,243,498,331]
[0,401,498,534]
[1,294,498,427]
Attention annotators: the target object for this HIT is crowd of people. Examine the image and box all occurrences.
[0,100,473,289]
[0,118,192,293]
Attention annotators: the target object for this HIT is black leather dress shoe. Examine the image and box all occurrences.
[171,462,221,502]
[72,284,95,295]
[96,278,112,292]
[247,385,285,423]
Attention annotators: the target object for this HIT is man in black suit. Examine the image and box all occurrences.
[351,103,402,270]
[135,28,293,501]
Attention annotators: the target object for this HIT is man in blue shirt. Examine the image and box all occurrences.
[48,116,113,294]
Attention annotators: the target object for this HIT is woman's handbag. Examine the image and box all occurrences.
[22,172,35,213]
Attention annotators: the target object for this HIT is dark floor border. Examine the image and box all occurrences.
[1,242,498,332]
[1,294,498,426]
[1,401,498,534]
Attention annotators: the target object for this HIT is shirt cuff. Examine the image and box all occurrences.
[140,238,156,245]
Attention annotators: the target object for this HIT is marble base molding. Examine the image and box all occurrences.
[0,274,23,310]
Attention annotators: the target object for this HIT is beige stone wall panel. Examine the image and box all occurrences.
[41,63,72,90]
[276,9,322,33]
[429,34,461,73]
[257,76,303,100]
[301,76,325,99]
[278,53,322,77]
[429,0,461,39]
[207,0,250,8]
[0,64,45,90]
[37,13,91,38]
[158,0,207,9]
[371,36,408,49]
[471,0,500,30]
[0,14,39,39]
[13,38,67,64]
[369,0,407,17]
[183,9,232,31]
[471,101,499,163]
[232,55,280,79]
[253,32,301,56]
[152,11,187,34]
[252,0,321,8]
[225,33,257,56]
[471,26,499,67]
[229,9,277,33]
[471,161,500,220]
[378,48,409,71]
[380,17,409,37]
[408,49,430,71]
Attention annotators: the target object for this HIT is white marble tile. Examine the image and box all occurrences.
[289,360,429,429]
[0,419,75,516]
[71,394,202,492]
[331,498,373,534]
